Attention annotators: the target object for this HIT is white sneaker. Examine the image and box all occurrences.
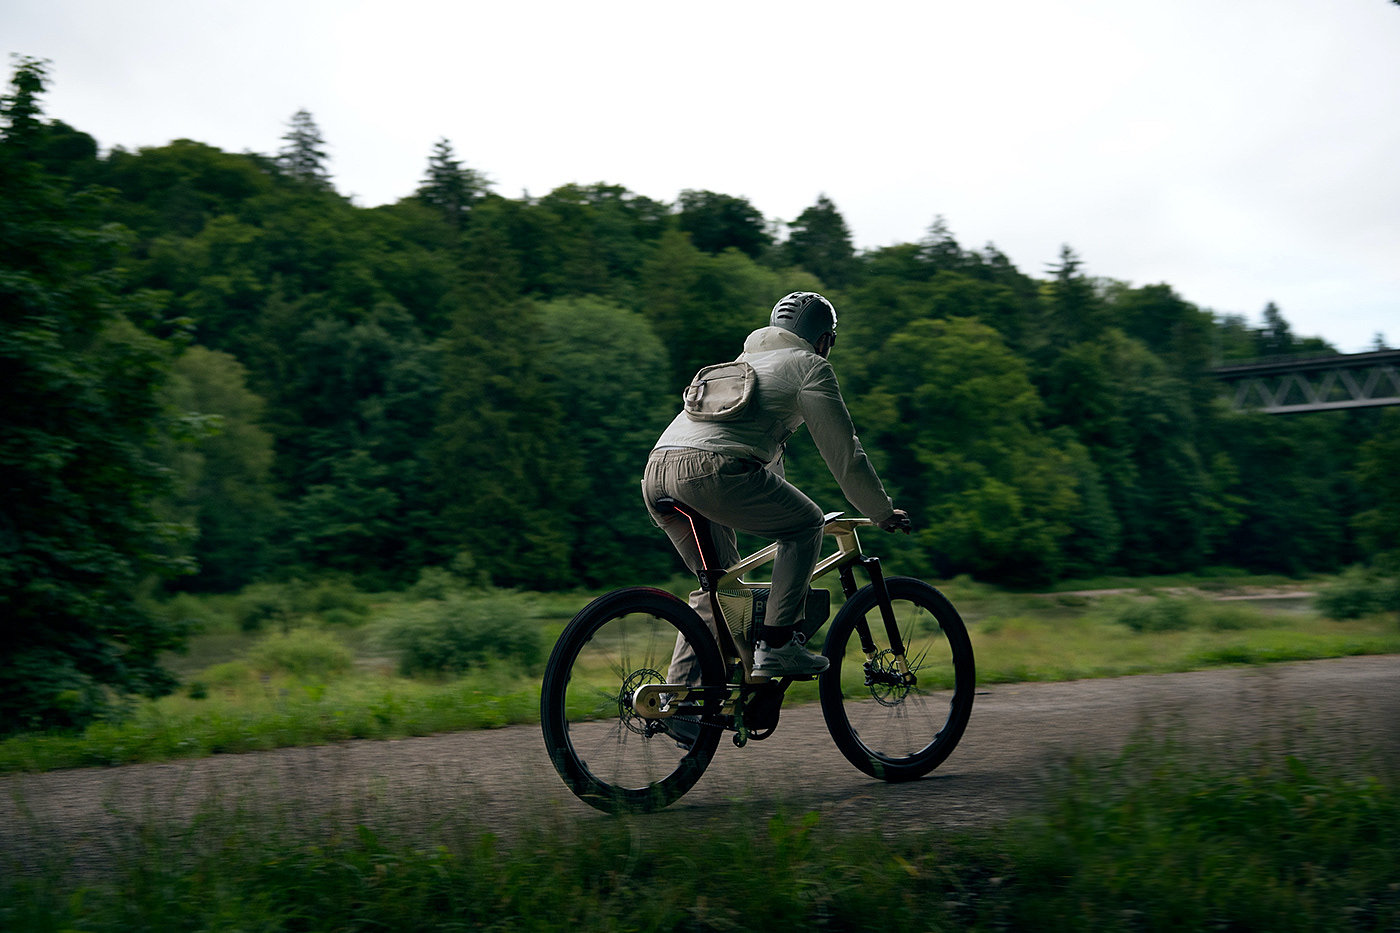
[751,634,829,678]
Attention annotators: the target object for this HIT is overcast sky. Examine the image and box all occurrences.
[6,0,1398,352]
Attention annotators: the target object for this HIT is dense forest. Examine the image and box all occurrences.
[3,57,1398,730]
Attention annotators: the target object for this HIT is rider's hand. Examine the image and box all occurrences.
[879,509,911,534]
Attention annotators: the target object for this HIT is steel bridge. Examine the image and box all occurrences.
[1213,349,1400,414]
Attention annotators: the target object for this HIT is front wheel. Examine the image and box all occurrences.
[540,587,726,812]
[819,577,975,781]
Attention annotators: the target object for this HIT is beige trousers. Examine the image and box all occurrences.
[642,448,825,682]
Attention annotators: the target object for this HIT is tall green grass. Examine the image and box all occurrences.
[4,736,1395,931]
[3,576,1397,774]
[968,593,1400,684]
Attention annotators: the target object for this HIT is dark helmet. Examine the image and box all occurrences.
[770,291,837,350]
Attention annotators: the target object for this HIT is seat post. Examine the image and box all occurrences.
[653,496,724,591]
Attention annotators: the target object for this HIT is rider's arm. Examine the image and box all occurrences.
[797,360,896,524]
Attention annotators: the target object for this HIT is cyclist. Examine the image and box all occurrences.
[642,291,910,687]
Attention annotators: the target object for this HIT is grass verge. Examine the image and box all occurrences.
[3,735,1396,931]
[2,577,1397,774]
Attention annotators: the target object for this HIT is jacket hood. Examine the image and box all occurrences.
[743,326,819,354]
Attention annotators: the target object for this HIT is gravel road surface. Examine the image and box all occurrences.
[3,654,1397,877]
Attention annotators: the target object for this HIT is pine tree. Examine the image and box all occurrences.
[277,108,332,189]
[1255,301,1294,357]
[416,137,485,230]
[1041,244,1106,351]
[783,194,857,288]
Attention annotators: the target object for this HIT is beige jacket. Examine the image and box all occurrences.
[654,326,895,522]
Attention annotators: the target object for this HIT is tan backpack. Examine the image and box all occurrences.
[682,360,756,422]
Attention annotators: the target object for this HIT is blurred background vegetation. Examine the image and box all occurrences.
[4,57,1399,736]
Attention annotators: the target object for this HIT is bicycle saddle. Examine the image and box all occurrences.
[653,496,725,577]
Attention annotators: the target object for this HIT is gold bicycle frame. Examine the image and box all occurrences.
[632,513,884,724]
[716,511,872,591]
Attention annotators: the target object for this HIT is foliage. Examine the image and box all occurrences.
[373,591,547,677]
[1004,739,1400,932]
[2,55,1391,646]
[782,193,858,288]
[0,58,193,733]
[675,188,771,258]
[223,578,372,632]
[276,108,331,190]
[245,628,354,678]
[1113,596,1262,633]
[415,136,487,230]
[857,316,1081,583]
[1353,409,1400,568]
[535,295,676,584]
[4,576,1396,773]
[0,665,541,771]
[2,740,1395,931]
[1316,566,1400,620]
[161,346,281,590]
[430,240,580,587]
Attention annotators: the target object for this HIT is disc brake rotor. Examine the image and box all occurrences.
[867,649,912,707]
[618,668,664,735]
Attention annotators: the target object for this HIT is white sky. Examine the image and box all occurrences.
[6,0,1398,352]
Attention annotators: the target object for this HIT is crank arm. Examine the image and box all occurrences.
[632,684,734,720]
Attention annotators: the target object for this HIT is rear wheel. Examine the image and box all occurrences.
[540,587,726,812]
[819,577,975,781]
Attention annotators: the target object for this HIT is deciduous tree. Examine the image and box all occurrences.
[1,58,191,732]
[676,189,772,259]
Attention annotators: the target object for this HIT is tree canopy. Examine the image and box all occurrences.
[2,57,1390,732]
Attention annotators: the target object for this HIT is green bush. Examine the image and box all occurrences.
[200,659,255,687]
[1115,597,1268,633]
[375,592,546,677]
[1116,599,1193,633]
[292,577,371,621]
[228,579,372,632]
[233,582,296,632]
[150,591,236,633]
[246,629,354,679]
[408,566,463,601]
[1316,567,1400,620]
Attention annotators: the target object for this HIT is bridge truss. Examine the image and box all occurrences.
[1213,349,1400,414]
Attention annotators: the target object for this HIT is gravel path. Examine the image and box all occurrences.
[3,655,1397,876]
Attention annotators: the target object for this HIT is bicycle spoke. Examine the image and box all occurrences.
[820,578,974,781]
[542,590,724,811]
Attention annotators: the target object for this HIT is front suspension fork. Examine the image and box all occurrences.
[840,557,916,686]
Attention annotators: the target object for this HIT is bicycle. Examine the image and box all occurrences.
[539,498,976,813]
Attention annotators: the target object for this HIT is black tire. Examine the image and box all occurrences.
[540,587,726,812]
[819,577,975,781]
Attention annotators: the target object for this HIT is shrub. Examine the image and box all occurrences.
[408,566,463,601]
[292,577,371,621]
[151,591,236,633]
[1116,599,1193,633]
[1115,597,1268,633]
[230,579,372,632]
[246,629,354,679]
[1316,567,1400,620]
[375,592,545,677]
[234,582,296,632]
[199,660,254,688]
[1201,603,1257,631]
